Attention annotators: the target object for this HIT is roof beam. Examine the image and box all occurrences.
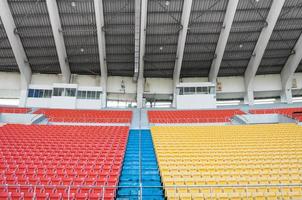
[280,33,302,103]
[208,0,239,83]
[0,0,32,86]
[45,0,71,83]
[94,0,108,108]
[172,0,193,107]
[136,0,148,108]
[133,0,140,82]
[244,0,285,105]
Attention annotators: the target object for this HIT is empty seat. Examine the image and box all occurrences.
[151,124,302,200]
[34,108,132,123]
[0,124,129,200]
[0,106,30,114]
[148,109,244,123]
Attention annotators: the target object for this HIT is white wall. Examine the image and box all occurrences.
[145,78,173,94]
[73,75,100,86]
[0,72,20,98]
[107,76,136,94]
[254,74,282,92]
[31,74,64,84]
[1,72,302,102]
[177,94,216,109]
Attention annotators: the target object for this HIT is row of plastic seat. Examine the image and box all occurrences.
[34,108,132,123]
[165,190,302,200]
[0,124,129,199]
[151,124,302,200]
[0,106,30,114]
[148,109,244,123]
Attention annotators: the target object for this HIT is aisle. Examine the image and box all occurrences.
[117,130,164,200]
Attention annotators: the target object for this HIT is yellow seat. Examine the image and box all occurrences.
[191,193,204,200]
[214,193,228,200]
[228,192,242,200]
[177,188,188,193]
[188,188,200,194]
[151,124,302,200]
[179,193,192,200]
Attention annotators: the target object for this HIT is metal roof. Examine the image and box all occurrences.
[8,0,61,74]
[57,0,100,75]
[219,0,273,77]
[103,0,134,76]
[258,0,302,75]
[0,0,302,78]
[0,18,19,72]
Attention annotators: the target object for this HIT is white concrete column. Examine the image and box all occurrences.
[136,0,147,108]
[94,0,108,108]
[46,0,71,83]
[172,0,193,107]
[244,0,285,105]
[209,0,239,83]
[0,0,32,87]
[280,33,302,103]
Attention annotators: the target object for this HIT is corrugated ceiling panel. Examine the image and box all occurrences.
[70,63,100,75]
[181,0,227,78]
[145,61,174,71]
[57,0,100,75]
[145,54,175,62]
[236,0,272,10]
[144,0,183,77]
[8,0,60,73]
[103,0,134,76]
[146,34,178,45]
[220,0,272,77]
[219,59,249,76]
[181,67,210,78]
[185,33,220,44]
[259,1,302,75]
[0,18,19,72]
[181,61,211,70]
[184,43,216,53]
[257,65,283,75]
[183,53,214,62]
[144,69,173,77]
[146,44,177,54]
[218,67,246,76]
[107,62,133,76]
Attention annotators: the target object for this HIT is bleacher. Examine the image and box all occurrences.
[151,124,302,200]
[0,124,129,199]
[250,107,302,122]
[0,107,30,114]
[148,109,244,123]
[34,109,132,123]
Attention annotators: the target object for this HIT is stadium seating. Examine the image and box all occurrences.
[34,108,132,123]
[0,106,30,114]
[0,124,129,200]
[250,107,302,122]
[151,124,302,200]
[117,130,164,199]
[148,109,244,123]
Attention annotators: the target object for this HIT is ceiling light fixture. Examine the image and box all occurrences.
[159,46,163,51]
[239,44,243,48]
[80,48,84,52]
[165,1,170,6]
[71,2,76,7]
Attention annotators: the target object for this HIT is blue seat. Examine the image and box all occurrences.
[117,130,164,200]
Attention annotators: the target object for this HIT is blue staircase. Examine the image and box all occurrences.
[117,130,164,200]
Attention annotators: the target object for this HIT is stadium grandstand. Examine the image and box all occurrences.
[0,0,302,199]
